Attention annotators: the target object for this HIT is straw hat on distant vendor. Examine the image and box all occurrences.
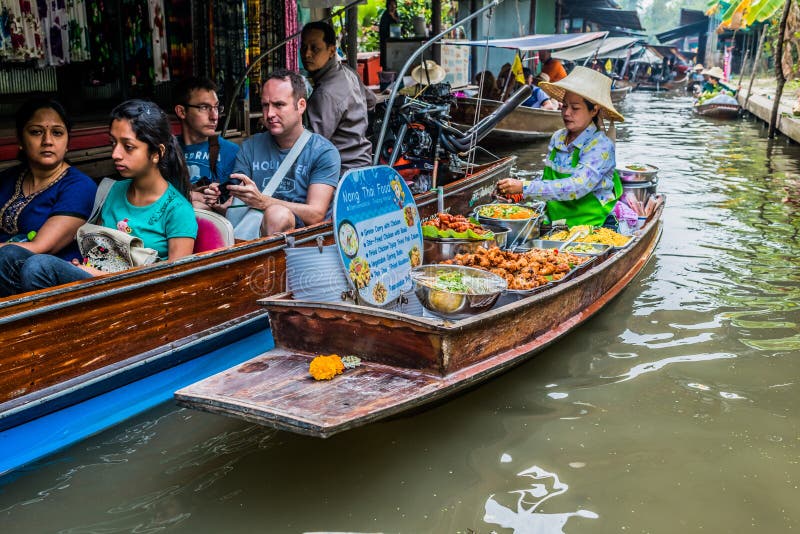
[411,60,447,85]
[539,65,625,122]
[693,63,705,72]
[701,66,724,80]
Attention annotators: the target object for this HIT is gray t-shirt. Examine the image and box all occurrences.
[232,130,340,205]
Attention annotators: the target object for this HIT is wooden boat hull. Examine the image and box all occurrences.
[449,97,562,143]
[0,157,515,432]
[176,203,664,437]
[693,103,740,119]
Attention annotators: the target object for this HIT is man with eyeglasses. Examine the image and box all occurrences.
[173,77,239,209]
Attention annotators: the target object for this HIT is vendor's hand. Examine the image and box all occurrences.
[496,178,523,197]
[227,173,270,211]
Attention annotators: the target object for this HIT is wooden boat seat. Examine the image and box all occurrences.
[193,209,235,253]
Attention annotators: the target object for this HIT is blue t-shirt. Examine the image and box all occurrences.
[0,165,97,261]
[181,136,240,184]
[100,180,198,260]
[522,85,551,108]
[232,131,340,207]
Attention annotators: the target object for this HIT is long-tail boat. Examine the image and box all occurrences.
[0,156,513,435]
[693,102,741,119]
[176,201,664,437]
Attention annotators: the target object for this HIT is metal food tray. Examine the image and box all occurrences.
[497,256,597,303]
[513,239,612,257]
[543,229,633,251]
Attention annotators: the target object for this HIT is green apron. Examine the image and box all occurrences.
[543,147,623,227]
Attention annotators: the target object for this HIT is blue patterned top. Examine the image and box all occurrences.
[523,123,617,204]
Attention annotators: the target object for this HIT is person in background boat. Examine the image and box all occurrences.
[0,98,96,265]
[496,66,627,228]
[399,60,447,98]
[378,0,400,71]
[301,21,376,174]
[202,69,340,236]
[475,70,502,101]
[520,69,558,110]
[538,50,567,83]
[0,100,197,297]
[173,77,239,210]
[699,66,734,95]
[689,64,705,94]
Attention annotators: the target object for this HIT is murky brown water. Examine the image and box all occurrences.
[2,92,800,533]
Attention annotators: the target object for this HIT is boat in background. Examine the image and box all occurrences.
[611,86,632,103]
[176,202,664,437]
[693,102,741,119]
[449,97,563,143]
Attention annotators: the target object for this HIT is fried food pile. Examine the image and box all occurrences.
[443,246,588,290]
[423,213,489,234]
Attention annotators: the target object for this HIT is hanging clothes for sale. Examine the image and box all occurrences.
[121,0,154,90]
[67,0,90,62]
[165,0,191,78]
[0,0,46,63]
[246,0,261,86]
[212,0,246,97]
[284,0,298,72]
[148,0,169,82]
[86,0,118,84]
[37,0,70,66]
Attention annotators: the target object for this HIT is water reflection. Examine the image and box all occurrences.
[484,464,598,533]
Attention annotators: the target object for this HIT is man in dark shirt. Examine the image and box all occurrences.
[301,21,377,174]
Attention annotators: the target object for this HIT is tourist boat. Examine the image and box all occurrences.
[449,97,563,143]
[176,201,664,437]
[0,156,513,432]
[693,102,741,119]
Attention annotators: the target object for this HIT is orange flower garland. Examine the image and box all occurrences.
[309,354,345,381]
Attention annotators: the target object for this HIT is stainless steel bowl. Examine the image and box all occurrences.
[422,224,510,263]
[474,202,545,245]
[410,264,507,320]
[617,163,659,183]
[621,180,658,206]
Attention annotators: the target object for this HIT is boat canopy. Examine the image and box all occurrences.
[552,36,641,62]
[630,47,663,65]
[445,31,608,51]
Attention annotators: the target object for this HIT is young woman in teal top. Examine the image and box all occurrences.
[0,100,197,296]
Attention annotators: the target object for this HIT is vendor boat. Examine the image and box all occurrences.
[176,200,665,437]
[693,102,741,119]
[610,86,632,103]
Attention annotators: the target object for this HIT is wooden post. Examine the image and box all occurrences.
[528,0,537,33]
[470,0,479,82]
[745,23,768,108]
[346,5,358,70]
[769,0,792,139]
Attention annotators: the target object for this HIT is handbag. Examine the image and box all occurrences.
[77,178,158,273]
[227,129,312,240]
[77,223,159,273]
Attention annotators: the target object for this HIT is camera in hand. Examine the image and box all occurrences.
[218,177,242,204]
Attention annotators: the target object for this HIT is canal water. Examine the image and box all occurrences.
[2,92,799,533]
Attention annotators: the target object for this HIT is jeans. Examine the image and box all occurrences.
[0,244,93,297]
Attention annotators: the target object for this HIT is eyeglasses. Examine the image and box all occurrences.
[185,103,224,114]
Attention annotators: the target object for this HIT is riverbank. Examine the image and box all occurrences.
[738,78,800,144]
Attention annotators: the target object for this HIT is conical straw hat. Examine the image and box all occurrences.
[411,60,447,85]
[701,66,724,80]
[693,63,704,71]
[539,66,624,122]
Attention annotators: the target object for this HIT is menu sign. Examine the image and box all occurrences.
[333,166,423,307]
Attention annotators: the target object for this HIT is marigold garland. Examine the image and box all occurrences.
[309,354,345,381]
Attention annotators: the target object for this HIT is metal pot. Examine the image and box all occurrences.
[422,224,510,263]
[410,264,507,320]
[617,163,659,183]
[474,202,545,246]
[621,180,658,206]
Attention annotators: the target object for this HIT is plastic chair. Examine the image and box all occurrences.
[193,209,235,253]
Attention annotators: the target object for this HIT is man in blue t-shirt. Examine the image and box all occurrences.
[174,77,239,210]
[521,69,558,110]
[202,69,340,237]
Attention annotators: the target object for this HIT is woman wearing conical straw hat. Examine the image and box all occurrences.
[497,66,625,227]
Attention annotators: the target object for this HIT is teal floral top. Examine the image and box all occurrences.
[523,123,617,204]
